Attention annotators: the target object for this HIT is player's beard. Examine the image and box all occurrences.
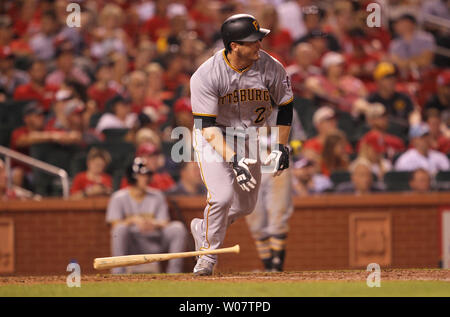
[236,48,260,67]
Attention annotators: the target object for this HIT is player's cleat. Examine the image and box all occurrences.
[193,257,215,276]
[190,218,203,256]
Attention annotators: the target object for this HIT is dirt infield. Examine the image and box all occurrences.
[1,269,449,285]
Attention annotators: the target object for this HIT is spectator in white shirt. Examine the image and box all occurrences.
[395,123,450,174]
[96,95,137,132]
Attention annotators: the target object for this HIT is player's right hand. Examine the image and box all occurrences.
[230,154,257,192]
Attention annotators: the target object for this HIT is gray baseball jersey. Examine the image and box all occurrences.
[190,49,293,131]
[106,188,169,226]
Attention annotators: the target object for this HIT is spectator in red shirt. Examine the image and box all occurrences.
[162,53,190,93]
[127,69,169,125]
[87,59,120,112]
[354,132,394,181]
[302,106,353,161]
[10,102,53,154]
[13,59,58,111]
[9,102,54,188]
[345,36,380,83]
[305,51,368,114]
[71,147,113,199]
[141,0,170,42]
[359,103,406,161]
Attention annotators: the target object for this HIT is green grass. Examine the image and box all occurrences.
[1,280,449,297]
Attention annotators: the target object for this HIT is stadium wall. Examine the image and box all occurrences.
[0,193,446,275]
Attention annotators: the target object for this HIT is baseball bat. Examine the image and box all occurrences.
[93,245,240,270]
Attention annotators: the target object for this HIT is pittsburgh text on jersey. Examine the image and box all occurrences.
[219,88,270,105]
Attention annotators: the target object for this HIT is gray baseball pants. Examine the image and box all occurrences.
[193,129,262,264]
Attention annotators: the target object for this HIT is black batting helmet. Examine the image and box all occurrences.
[126,157,153,185]
[221,14,270,52]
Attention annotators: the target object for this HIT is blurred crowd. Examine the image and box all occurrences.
[0,0,449,201]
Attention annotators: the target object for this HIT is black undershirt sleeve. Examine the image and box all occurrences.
[276,101,293,126]
[193,115,217,129]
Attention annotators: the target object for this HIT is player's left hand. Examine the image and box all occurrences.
[263,144,290,176]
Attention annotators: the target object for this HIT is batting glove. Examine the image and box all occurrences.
[263,144,290,176]
[230,154,257,192]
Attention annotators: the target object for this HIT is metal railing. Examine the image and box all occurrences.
[0,145,70,199]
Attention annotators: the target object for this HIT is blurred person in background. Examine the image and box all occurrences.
[46,41,91,88]
[353,132,393,181]
[0,15,32,57]
[302,106,352,163]
[28,10,60,61]
[291,156,332,196]
[325,0,357,54]
[134,40,157,72]
[389,14,435,75]
[106,157,187,274]
[46,98,101,146]
[144,63,172,120]
[167,161,206,196]
[126,70,168,125]
[0,46,29,98]
[344,34,380,83]
[258,5,293,65]
[360,103,406,160]
[424,70,450,125]
[424,108,450,154]
[320,131,350,177]
[162,53,190,94]
[276,0,308,42]
[9,102,54,188]
[172,85,194,129]
[408,168,432,193]
[141,0,171,43]
[305,51,367,114]
[87,59,121,113]
[335,158,385,194]
[90,3,130,60]
[293,5,341,54]
[367,62,416,128]
[70,147,113,199]
[395,123,450,174]
[286,42,321,98]
[96,95,137,133]
[13,59,58,112]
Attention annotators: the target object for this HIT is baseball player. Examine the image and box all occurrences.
[106,157,187,274]
[245,109,300,272]
[189,14,294,276]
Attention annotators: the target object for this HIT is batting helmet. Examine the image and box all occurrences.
[221,14,270,52]
[126,157,153,185]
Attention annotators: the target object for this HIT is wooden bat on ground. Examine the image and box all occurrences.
[93,245,240,270]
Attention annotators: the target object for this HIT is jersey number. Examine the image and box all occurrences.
[254,107,266,124]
